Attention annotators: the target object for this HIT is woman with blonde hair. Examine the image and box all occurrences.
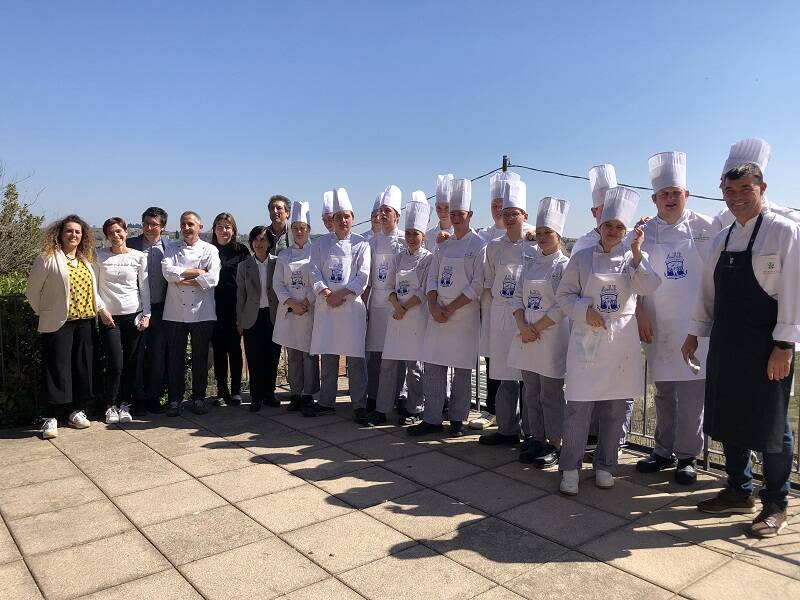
[26,214,103,439]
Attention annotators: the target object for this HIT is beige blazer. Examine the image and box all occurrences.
[25,250,104,333]
[236,256,276,330]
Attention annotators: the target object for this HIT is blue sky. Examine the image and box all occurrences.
[2,1,799,238]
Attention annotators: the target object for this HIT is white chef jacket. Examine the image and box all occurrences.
[426,224,454,252]
[690,208,800,343]
[711,199,800,234]
[425,229,485,300]
[161,239,221,322]
[477,222,534,244]
[511,248,569,321]
[570,228,601,257]
[637,209,715,262]
[310,232,371,296]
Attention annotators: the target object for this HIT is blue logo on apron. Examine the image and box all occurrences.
[527,290,542,310]
[330,264,344,283]
[440,265,454,287]
[290,270,304,289]
[664,251,687,279]
[397,280,410,295]
[500,274,516,298]
[598,285,619,313]
[378,262,388,282]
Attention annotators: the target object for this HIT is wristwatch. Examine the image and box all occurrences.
[774,340,793,350]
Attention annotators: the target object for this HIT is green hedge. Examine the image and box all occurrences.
[0,292,40,427]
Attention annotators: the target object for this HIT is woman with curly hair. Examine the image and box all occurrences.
[26,214,104,439]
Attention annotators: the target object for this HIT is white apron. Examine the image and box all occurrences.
[642,230,708,381]
[487,252,523,380]
[272,249,314,353]
[507,274,569,379]
[309,242,367,358]
[420,255,480,370]
[366,251,396,352]
[382,266,427,361]
[564,254,642,402]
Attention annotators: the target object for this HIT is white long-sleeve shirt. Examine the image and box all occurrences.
[690,208,800,343]
[425,229,485,301]
[161,239,221,322]
[512,248,569,323]
[570,228,601,257]
[310,232,371,296]
[95,248,151,317]
[426,223,454,251]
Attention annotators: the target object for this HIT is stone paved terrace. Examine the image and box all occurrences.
[1,389,799,600]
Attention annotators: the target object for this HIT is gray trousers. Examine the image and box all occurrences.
[287,348,320,396]
[495,380,525,436]
[653,379,705,460]
[423,363,471,425]
[320,354,367,409]
[560,399,629,472]
[521,371,565,442]
[368,351,407,400]
[376,359,424,415]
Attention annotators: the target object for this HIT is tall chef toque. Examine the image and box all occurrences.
[449,179,472,212]
[332,188,353,214]
[536,196,570,236]
[588,164,617,208]
[649,151,687,193]
[600,186,640,229]
[490,171,521,200]
[406,191,431,232]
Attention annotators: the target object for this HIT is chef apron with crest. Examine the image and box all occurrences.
[272,247,314,353]
[480,239,529,356]
[704,214,792,453]
[420,254,480,370]
[382,263,428,361]
[309,240,367,358]
[564,252,643,402]
[366,249,397,352]
[643,223,708,381]
[487,248,524,380]
[508,262,569,379]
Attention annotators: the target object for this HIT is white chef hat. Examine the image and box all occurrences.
[490,171,521,200]
[600,186,640,228]
[649,151,687,193]
[501,180,527,212]
[536,196,570,236]
[588,164,617,207]
[405,191,431,233]
[436,174,454,205]
[290,201,310,226]
[371,194,381,213]
[449,179,472,212]
[332,187,353,214]
[721,138,771,176]
[322,190,334,216]
[379,184,402,214]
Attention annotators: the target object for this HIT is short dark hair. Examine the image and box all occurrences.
[248,225,271,253]
[722,163,764,186]
[102,216,127,237]
[268,195,290,211]
[141,206,168,227]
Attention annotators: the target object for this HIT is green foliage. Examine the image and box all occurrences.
[0,273,27,295]
[0,182,44,276]
[0,293,40,427]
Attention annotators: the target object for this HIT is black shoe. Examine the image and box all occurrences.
[303,403,335,418]
[367,411,387,427]
[264,394,281,408]
[131,404,148,417]
[675,458,697,485]
[229,394,242,406]
[519,440,546,464]
[192,399,208,415]
[148,403,166,415]
[166,402,180,417]
[249,398,263,413]
[479,432,519,446]
[365,396,376,413]
[407,421,444,436]
[449,421,464,437]
[531,445,560,469]
[399,413,421,426]
[636,452,677,473]
[586,434,598,451]
[354,407,370,425]
[213,397,228,407]
[287,395,302,412]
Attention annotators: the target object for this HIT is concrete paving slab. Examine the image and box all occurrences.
[59,440,158,466]
[179,537,327,600]
[570,476,676,520]
[682,558,800,600]
[505,550,673,600]
[79,451,191,497]
[170,445,260,477]
[140,431,231,458]
[737,527,800,580]
[0,560,43,599]
[340,433,430,463]
[426,517,569,584]
[48,425,140,456]
[75,569,202,599]
[383,451,482,487]
[270,410,344,429]
[237,483,353,534]
[277,577,365,599]
[470,587,526,600]
[492,461,561,493]
[245,431,332,463]
[8,498,132,556]
[339,543,495,600]
[303,421,385,445]
[114,479,227,527]
[439,437,520,469]
[0,435,62,467]
[221,417,294,443]
[435,471,546,515]
[277,446,371,481]
[0,520,21,564]
[143,504,272,565]
[0,475,104,521]
[199,462,304,503]
[180,407,266,437]
[579,524,729,592]
[364,488,486,540]
[0,455,81,491]
[282,511,416,573]
[314,465,422,509]
[498,493,626,548]
[27,529,169,600]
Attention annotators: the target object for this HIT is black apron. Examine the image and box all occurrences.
[704,213,793,453]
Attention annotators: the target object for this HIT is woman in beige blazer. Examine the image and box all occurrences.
[26,214,104,439]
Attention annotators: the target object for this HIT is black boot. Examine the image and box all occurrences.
[674,458,697,485]
[636,452,677,473]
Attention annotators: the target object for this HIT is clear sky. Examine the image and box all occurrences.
[2,1,799,239]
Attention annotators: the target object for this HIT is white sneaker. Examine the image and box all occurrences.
[41,418,58,439]
[595,469,614,489]
[560,469,579,495]
[468,411,496,430]
[68,410,91,429]
[105,406,120,424]
[118,403,133,423]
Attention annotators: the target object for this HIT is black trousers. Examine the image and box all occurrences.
[242,307,281,401]
[40,318,94,422]
[135,302,168,409]
[484,357,499,414]
[212,313,243,397]
[164,320,214,403]
[99,312,142,407]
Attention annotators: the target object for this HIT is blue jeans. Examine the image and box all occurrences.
[723,419,793,510]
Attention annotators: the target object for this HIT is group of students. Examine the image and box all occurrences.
[25,137,800,538]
